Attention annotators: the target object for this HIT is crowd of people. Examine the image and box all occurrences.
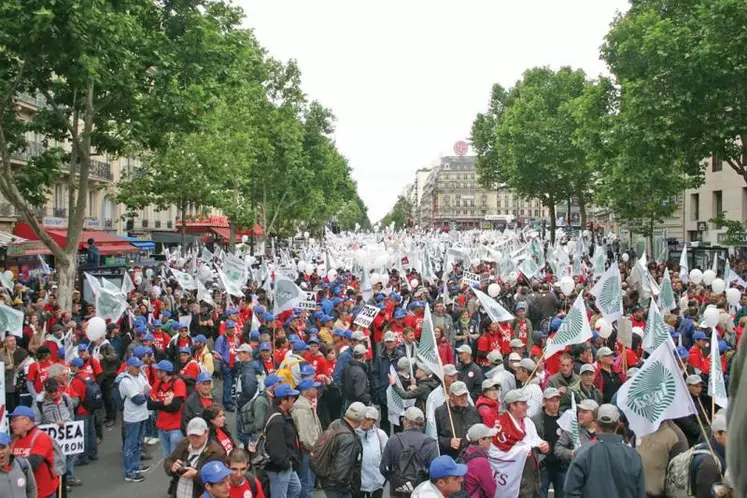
[0,237,741,498]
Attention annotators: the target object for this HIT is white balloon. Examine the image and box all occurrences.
[488,283,500,297]
[727,287,741,306]
[711,278,726,294]
[303,231,310,239]
[375,254,390,268]
[595,318,613,338]
[559,276,575,295]
[304,265,314,276]
[297,261,306,272]
[632,326,644,338]
[689,269,703,285]
[145,268,154,278]
[134,275,143,285]
[409,278,419,290]
[703,269,716,286]
[86,317,107,342]
[704,307,720,328]
[508,272,519,285]
[199,265,212,280]
[621,253,630,262]
[327,269,338,280]
[3,270,13,281]
[354,249,367,265]
[241,235,249,244]
[370,272,381,285]
[317,264,326,274]
[308,237,315,244]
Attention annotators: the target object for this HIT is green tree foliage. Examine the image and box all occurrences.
[380,195,414,228]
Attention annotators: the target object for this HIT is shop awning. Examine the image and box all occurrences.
[209,224,263,241]
[13,222,138,254]
[120,236,156,252]
[151,231,200,244]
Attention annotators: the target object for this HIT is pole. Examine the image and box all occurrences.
[622,344,628,376]
[439,363,457,438]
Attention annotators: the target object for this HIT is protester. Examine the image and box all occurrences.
[434,381,481,458]
[318,401,365,498]
[164,417,225,498]
[118,356,151,483]
[264,383,302,498]
[554,399,598,465]
[290,378,322,498]
[410,455,467,498]
[531,387,563,498]
[0,431,37,498]
[149,359,188,458]
[9,406,60,498]
[461,424,498,498]
[227,449,265,498]
[356,407,387,498]
[456,344,484,400]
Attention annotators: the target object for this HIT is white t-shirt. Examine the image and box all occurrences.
[119,372,150,423]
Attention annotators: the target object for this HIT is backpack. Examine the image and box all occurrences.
[309,426,349,479]
[30,427,66,477]
[239,395,260,432]
[248,412,282,470]
[389,434,429,495]
[80,376,104,412]
[112,376,127,411]
[665,443,722,498]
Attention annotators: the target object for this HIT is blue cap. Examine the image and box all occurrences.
[719,340,731,353]
[312,311,324,319]
[262,312,274,321]
[132,346,146,358]
[332,298,342,306]
[343,330,352,339]
[253,305,265,314]
[693,331,708,341]
[177,323,188,330]
[322,315,335,323]
[296,378,321,391]
[551,318,564,331]
[57,349,66,360]
[196,372,212,383]
[677,346,690,360]
[375,294,385,302]
[307,327,319,335]
[161,311,172,319]
[200,461,232,484]
[225,308,239,316]
[274,383,300,398]
[142,346,154,356]
[300,364,316,377]
[264,373,281,388]
[307,337,320,344]
[333,328,346,337]
[194,334,207,344]
[134,316,146,325]
[294,341,309,351]
[10,406,35,420]
[127,356,144,368]
[144,334,155,342]
[259,342,272,351]
[152,321,162,328]
[292,307,304,314]
[225,320,236,329]
[288,334,300,343]
[591,332,600,340]
[429,455,468,479]
[0,432,11,445]
[393,309,406,319]
[515,302,527,311]
[136,326,148,335]
[250,331,260,340]
[179,346,192,355]
[70,357,84,368]
[77,343,89,352]
[153,360,174,373]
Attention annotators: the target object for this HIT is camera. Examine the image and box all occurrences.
[175,462,186,476]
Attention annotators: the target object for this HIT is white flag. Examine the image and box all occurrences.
[84,272,102,295]
[425,385,445,439]
[589,263,623,324]
[659,268,677,312]
[679,246,689,285]
[417,304,443,382]
[95,287,129,322]
[171,268,197,290]
[273,274,305,314]
[38,256,52,275]
[220,253,247,296]
[545,294,593,359]
[121,271,135,295]
[616,340,696,437]
[386,365,414,427]
[0,303,24,337]
[557,393,581,449]
[360,267,373,303]
[488,443,533,498]
[473,288,514,323]
[709,328,729,410]
[643,300,673,354]
[196,278,216,307]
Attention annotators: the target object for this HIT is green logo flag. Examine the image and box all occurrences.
[95,287,128,322]
[709,328,729,410]
[570,392,581,450]
[473,288,515,323]
[386,365,414,428]
[171,268,197,290]
[659,268,677,312]
[616,340,696,437]
[589,263,623,324]
[545,294,593,358]
[0,303,24,337]
[417,304,444,382]
[273,274,305,315]
[643,300,673,354]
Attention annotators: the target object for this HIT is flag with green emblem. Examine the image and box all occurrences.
[709,327,729,410]
[589,263,623,324]
[659,268,677,312]
[545,294,593,358]
[643,299,673,354]
[417,304,444,382]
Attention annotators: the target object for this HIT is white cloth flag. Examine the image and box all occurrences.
[473,288,514,323]
[171,268,197,290]
[220,253,247,297]
[679,246,689,284]
[360,267,373,303]
[417,305,444,382]
[425,385,445,439]
[659,268,677,312]
[589,263,623,324]
[84,272,102,295]
[0,303,24,337]
[121,271,135,295]
[643,300,672,354]
[488,419,543,498]
[386,365,414,427]
[557,392,581,449]
[101,278,120,294]
[709,328,729,410]
[0,271,13,290]
[95,287,129,322]
[616,340,696,437]
[273,274,305,314]
[545,294,593,359]
[196,278,216,307]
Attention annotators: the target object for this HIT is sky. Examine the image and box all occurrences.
[239,0,631,222]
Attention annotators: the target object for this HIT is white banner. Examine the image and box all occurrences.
[38,420,85,455]
[462,271,480,287]
[488,443,531,498]
[353,305,379,328]
[0,361,6,432]
[299,291,317,311]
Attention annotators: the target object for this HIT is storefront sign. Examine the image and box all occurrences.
[7,241,51,256]
[43,216,67,228]
[104,256,127,267]
[175,215,229,227]
[84,218,102,230]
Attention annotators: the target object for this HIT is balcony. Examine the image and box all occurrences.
[167,221,173,229]
[141,219,149,228]
[11,141,113,182]
[104,219,113,229]
[10,141,44,162]
[154,220,161,228]
[16,93,47,108]
[50,207,67,218]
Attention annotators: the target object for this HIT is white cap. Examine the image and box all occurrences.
[487,350,503,364]
[443,364,458,376]
[456,344,472,354]
[450,381,469,396]
[482,378,501,391]
[364,407,380,420]
[686,374,704,386]
[187,417,208,436]
[518,358,536,371]
[509,338,524,349]
[353,344,367,356]
[467,423,498,442]
[383,331,397,342]
[403,406,424,422]
[579,364,595,375]
[508,352,522,362]
[345,402,368,422]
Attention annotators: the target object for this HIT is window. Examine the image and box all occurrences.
[54,185,63,209]
[88,191,96,217]
[691,193,699,221]
[712,155,722,172]
[713,190,723,218]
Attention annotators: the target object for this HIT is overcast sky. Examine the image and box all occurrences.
[239,0,630,222]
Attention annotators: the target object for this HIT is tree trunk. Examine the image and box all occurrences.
[549,203,557,244]
[228,221,236,253]
[56,254,76,312]
[180,199,187,249]
[648,216,655,258]
[578,194,587,228]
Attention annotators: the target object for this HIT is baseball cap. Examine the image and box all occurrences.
[70,357,84,368]
[467,423,498,442]
[711,414,727,433]
[307,337,320,344]
[10,406,35,420]
[429,455,468,479]
[196,372,212,383]
[393,309,406,319]
[186,417,208,436]
[542,387,561,399]
[225,320,236,329]
[487,350,503,364]
[443,364,458,376]
[379,331,395,343]
[403,406,424,422]
[200,461,232,484]
[693,331,708,341]
[250,331,261,340]
[264,373,280,389]
[509,338,524,349]
[597,404,620,423]
[274,383,300,398]
[482,378,501,391]
[686,374,704,385]
[518,358,536,371]
[449,381,469,396]
[456,344,472,354]
[153,360,174,373]
[179,346,192,355]
[0,433,11,446]
[237,344,253,354]
[515,302,527,312]
[143,334,155,342]
[194,334,207,344]
[596,347,613,360]
[364,407,380,420]
[45,378,59,391]
[579,364,595,375]
[508,352,522,362]
[77,343,89,352]
[300,364,316,377]
[578,399,599,412]
[676,346,690,360]
[127,356,144,368]
[296,378,321,392]
[345,401,368,422]
[353,344,367,356]
[259,342,272,351]
[351,331,366,341]
[504,389,529,405]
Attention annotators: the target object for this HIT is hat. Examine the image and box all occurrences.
[70,357,84,368]
[542,387,561,399]
[179,346,192,355]
[344,401,368,422]
[307,337,320,345]
[196,372,212,383]
[403,406,424,422]
[353,344,367,356]
[351,331,366,341]
[250,331,261,341]
[487,350,503,364]
[300,364,317,377]
[467,423,498,442]
[262,312,274,321]
[260,342,272,351]
[186,417,208,436]
[237,344,253,354]
[449,381,469,396]
[711,414,727,433]
[578,399,600,412]
[482,378,501,391]
[456,344,472,355]
[515,302,527,312]
[153,360,174,373]
[200,460,232,484]
[518,358,536,371]
[133,345,149,358]
[333,328,346,337]
[225,308,239,316]
[127,356,144,368]
[77,343,89,352]
[443,364,458,376]
[504,389,529,405]
[686,374,704,385]
[274,383,300,398]
[393,309,406,320]
[550,318,564,331]
[10,406,35,420]
[429,455,468,479]
[0,433,11,446]
[718,340,731,353]
[508,352,522,362]
[596,347,613,359]
[51,324,64,332]
[194,334,208,344]
[693,331,708,341]
[364,406,380,420]
[296,378,321,392]
[416,361,431,375]
[509,338,524,349]
[44,378,59,391]
[383,331,397,342]
[264,373,280,389]
[579,364,596,375]
[676,346,689,360]
[597,404,620,423]
[225,320,236,329]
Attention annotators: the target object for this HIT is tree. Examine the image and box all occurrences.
[471,84,516,189]
[380,195,414,228]
[602,0,747,183]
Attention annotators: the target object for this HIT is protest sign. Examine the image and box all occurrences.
[299,291,317,311]
[462,271,480,287]
[38,421,85,455]
[353,305,379,328]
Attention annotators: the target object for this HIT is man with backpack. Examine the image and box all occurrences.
[291,378,322,498]
[148,359,187,458]
[0,431,38,498]
[314,401,366,498]
[235,343,259,445]
[461,424,498,498]
[241,373,280,443]
[264,383,303,498]
[343,344,372,406]
[118,356,152,483]
[380,406,439,497]
[182,372,214,432]
[69,356,102,466]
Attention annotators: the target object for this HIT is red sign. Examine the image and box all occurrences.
[175,215,229,227]
[453,141,468,156]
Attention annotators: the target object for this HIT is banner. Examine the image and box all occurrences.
[95,287,128,322]
[473,288,514,323]
[488,443,532,498]
[0,361,6,432]
[220,254,248,297]
[589,263,623,324]
[709,327,729,410]
[545,294,593,358]
[462,271,480,287]
[299,291,317,311]
[417,304,443,382]
[0,303,24,338]
[38,420,85,455]
[353,305,379,328]
[273,274,305,314]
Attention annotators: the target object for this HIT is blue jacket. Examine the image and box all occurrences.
[237,361,258,408]
[333,347,354,385]
[678,318,696,349]
[213,334,233,372]
[371,348,404,405]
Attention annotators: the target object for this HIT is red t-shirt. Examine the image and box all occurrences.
[70,372,95,416]
[260,358,276,374]
[152,330,169,352]
[43,339,60,359]
[27,360,54,394]
[273,348,288,365]
[216,427,234,455]
[476,332,501,367]
[303,352,329,377]
[230,477,266,498]
[226,335,240,368]
[200,396,213,409]
[82,358,103,378]
[181,360,201,379]
[152,377,187,431]
[496,323,514,355]
[515,320,530,345]
[11,427,59,497]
